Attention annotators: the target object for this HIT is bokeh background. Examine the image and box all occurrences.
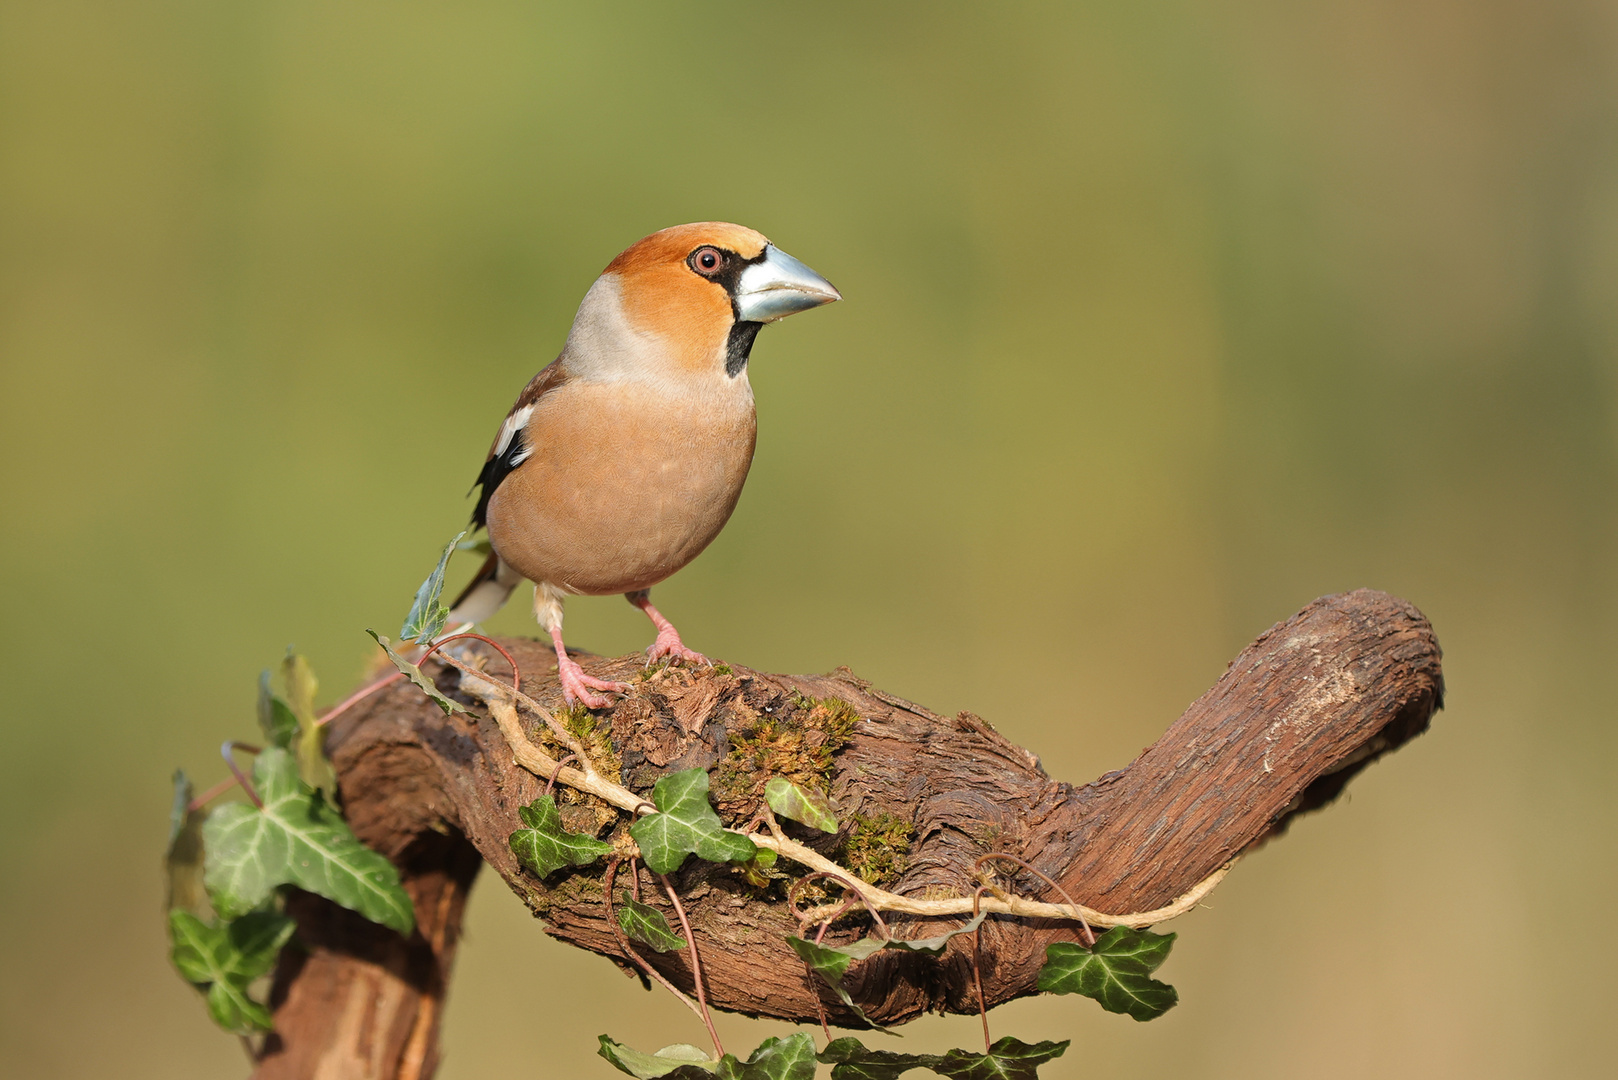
[3,2,1615,1077]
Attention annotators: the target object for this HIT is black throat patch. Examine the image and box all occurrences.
[725,321,763,378]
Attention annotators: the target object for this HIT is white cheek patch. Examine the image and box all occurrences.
[493,404,535,459]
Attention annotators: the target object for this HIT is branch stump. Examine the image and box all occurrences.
[252,588,1444,1079]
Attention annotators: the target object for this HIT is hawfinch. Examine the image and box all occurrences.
[446,223,840,707]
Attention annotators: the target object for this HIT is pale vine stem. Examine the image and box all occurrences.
[436,652,599,781]
[973,853,1096,948]
[452,669,1235,930]
[786,867,890,941]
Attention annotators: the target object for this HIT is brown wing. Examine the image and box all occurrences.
[469,359,569,529]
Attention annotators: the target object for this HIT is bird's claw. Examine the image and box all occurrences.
[556,655,630,709]
[644,627,711,668]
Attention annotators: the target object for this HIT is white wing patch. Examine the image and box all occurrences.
[493,403,535,459]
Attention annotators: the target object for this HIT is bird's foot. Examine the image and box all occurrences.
[645,626,711,668]
[556,654,630,709]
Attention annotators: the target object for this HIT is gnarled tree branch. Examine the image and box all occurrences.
[251,588,1443,1079]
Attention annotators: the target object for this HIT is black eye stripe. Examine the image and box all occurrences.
[686,245,771,328]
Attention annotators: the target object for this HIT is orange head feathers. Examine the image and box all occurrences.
[579,222,840,379]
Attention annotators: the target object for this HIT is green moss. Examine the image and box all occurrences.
[529,704,623,835]
[837,812,914,886]
[556,702,592,737]
[711,695,860,814]
[538,704,622,787]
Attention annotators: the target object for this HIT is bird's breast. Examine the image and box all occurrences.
[484,378,757,595]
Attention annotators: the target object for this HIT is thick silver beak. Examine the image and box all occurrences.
[734,244,841,323]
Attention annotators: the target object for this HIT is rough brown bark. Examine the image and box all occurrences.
[252,588,1443,1079]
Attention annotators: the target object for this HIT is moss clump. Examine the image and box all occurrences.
[711,695,860,815]
[529,703,623,837]
[837,811,914,886]
[544,703,622,786]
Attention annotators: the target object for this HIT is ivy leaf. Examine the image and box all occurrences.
[597,1036,720,1078]
[598,1034,818,1080]
[629,768,756,875]
[202,747,415,934]
[723,1034,819,1080]
[166,770,212,919]
[737,846,779,888]
[256,671,299,750]
[506,795,612,878]
[616,892,687,952]
[816,1037,1070,1080]
[401,530,466,642]
[784,935,893,1033]
[367,629,469,716]
[780,914,987,1035]
[1037,926,1178,1021]
[282,650,336,798]
[763,777,839,834]
[817,1037,934,1080]
[930,1038,1071,1080]
[168,909,296,1034]
[879,912,987,955]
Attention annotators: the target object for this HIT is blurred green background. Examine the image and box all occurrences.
[3,1,1614,1076]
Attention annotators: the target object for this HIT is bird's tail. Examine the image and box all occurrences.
[446,550,522,627]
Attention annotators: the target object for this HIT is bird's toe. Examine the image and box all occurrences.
[557,656,629,709]
[645,630,711,668]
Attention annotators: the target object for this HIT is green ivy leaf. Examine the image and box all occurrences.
[879,912,987,955]
[597,1036,720,1078]
[763,777,839,834]
[256,671,299,750]
[598,1034,818,1080]
[817,1037,928,1080]
[784,935,892,1032]
[202,747,415,933]
[930,1038,1071,1080]
[401,530,466,642]
[818,1038,993,1080]
[782,915,987,1035]
[1036,926,1178,1021]
[367,629,469,716]
[816,1037,1069,1080]
[629,769,756,876]
[506,795,612,878]
[616,892,687,952]
[723,1034,819,1080]
[165,770,211,919]
[282,650,336,799]
[737,846,780,888]
[168,909,296,1035]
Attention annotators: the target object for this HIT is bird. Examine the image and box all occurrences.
[444,222,840,707]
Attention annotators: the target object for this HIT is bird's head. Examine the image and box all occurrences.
[564,222,840,382]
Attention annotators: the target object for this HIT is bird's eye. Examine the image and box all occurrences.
[690,246,727,276]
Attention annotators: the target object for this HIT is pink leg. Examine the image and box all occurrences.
[626,590,711,667]
[551,629,630,709]
[536,582,628,708]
